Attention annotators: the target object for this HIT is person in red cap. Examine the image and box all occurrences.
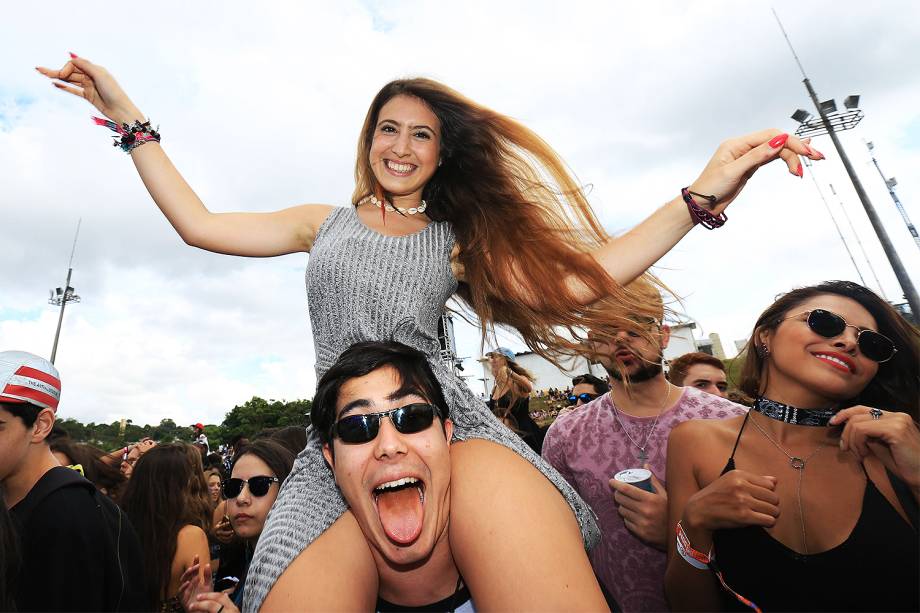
[0,350,146,611]
[192,422,210,454]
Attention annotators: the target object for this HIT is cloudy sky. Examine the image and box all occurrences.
[2,0,918,427]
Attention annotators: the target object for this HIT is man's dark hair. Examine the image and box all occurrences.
[0,401,42,428]
[312,341,451,445]
[571,373,610,395]
[667,352,726,387]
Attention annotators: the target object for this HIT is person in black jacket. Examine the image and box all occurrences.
[0,350,146,611]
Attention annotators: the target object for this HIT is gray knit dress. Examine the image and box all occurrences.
[242,206,599,611]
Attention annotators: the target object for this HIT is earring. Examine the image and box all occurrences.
[757,343,771,359]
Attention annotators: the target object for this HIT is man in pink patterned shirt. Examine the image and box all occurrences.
[543,311,746,612]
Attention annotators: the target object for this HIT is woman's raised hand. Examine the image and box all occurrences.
[688,130,824,215]
[36,54,144,125]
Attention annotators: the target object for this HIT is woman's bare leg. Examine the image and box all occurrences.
[262,511,378,612]
[449,439,608,611]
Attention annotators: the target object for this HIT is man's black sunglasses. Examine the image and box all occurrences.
[786,309,897,363]
[333,403,441,444]
[568,393,599,405]
[222,476,280,499]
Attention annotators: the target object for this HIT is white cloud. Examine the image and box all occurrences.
[2,0,918,425]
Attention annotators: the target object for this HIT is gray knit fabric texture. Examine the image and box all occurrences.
[243,206,600,611]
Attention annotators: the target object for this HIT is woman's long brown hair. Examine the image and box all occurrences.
[737,281,920,419]
[353,79,665,361]
[121,443,212,607]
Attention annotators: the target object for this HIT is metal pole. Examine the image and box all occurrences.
[50,268,72,364]
[828,183,887,299]
[803,162,866,286]
[865,142,920,251]
[802,77,920,317]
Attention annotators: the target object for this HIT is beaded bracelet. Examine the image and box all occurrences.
[681,187,727,230]
[92,117,161,153]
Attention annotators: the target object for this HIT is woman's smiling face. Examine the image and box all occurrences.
[369,95,441,205]
[761,294,880,406]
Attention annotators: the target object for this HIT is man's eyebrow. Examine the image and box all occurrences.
[337,398,371,419]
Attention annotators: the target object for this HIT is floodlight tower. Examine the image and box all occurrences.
[865,141,919,251]
[49,220,82,364]
[775,10,919,318]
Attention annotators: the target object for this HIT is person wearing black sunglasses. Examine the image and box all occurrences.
[666,281,920,612]
[272,341,474,612]
[555,374,610,419]
[179,439,295,613]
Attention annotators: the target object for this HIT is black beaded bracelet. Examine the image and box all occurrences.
[681,187,727,230]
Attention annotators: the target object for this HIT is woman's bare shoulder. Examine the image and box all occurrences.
[177,523,208,546]
[671,414,746,445]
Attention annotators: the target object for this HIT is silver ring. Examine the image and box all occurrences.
[869,408,883,420]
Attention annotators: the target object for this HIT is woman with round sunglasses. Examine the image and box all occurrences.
[180,440,295,613]
[39,54,822,611]
[665,281,920,612]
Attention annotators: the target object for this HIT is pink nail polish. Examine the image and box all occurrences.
[69,52,78,59]
[769,133,789,149]
[796,163,803,177]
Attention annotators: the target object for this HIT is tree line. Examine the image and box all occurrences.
[56,396,313,450]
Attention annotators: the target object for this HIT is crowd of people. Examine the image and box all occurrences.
[3,51,917,612]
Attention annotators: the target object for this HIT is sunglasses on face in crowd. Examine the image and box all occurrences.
[568,393,599,405]
[222,476,280,499]
[333,402,441,444]
[786,308,897,363]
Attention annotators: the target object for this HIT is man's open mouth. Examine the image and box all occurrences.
[373,476,426,545]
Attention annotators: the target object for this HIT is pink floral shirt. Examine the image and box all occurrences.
[543,386,747,612]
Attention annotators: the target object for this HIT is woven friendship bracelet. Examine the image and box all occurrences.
[681,187,727,229]
[675,521,762,612]
[92,117,161,153]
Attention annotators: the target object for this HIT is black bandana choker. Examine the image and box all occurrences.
[753,397,837,427]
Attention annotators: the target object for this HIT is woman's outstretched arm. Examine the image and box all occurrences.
[37,55,333,257]
[587,130,822,291]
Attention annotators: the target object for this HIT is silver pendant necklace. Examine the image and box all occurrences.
[611,384,672,462]
[749,412,829,555]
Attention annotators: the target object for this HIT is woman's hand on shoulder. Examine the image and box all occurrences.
[37,54,144,125]
[689,129,824,215]
[831,406,920,492]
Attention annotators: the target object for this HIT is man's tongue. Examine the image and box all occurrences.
[376,486,423,544]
